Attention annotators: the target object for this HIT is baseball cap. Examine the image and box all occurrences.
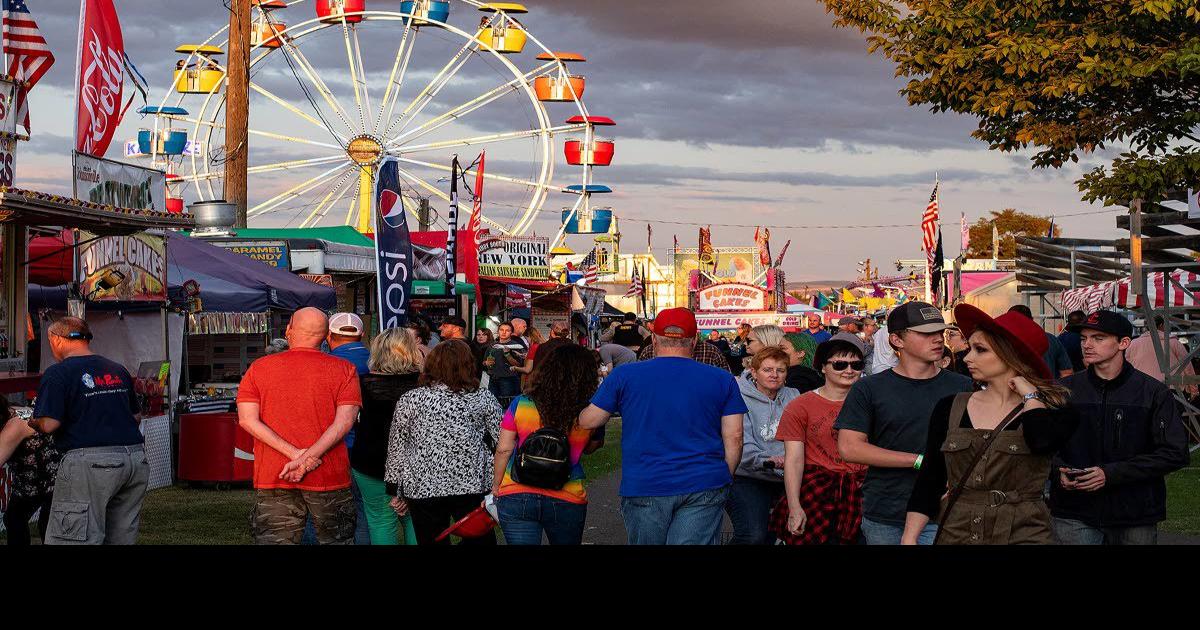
[838,316,860,327]
[652,307,698,339]
[886,301,948,334]
[441,316,467,329]
[329,312,364,336]
[1075,310,1133,339]
[829,331,866,354]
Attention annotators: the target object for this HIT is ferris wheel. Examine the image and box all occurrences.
[133,0,616,238]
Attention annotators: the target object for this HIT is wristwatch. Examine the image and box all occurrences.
[1022,391,1041,402]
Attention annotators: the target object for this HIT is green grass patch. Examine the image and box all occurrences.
[136,484,254,545]
[1163,449,1200,536]
[582,418,621,485]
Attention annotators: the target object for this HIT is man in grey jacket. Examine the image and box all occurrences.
[725,346,801,544]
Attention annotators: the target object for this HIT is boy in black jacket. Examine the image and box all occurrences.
[1051,310,1190,545]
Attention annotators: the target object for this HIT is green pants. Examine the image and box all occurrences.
[351,469,417,545]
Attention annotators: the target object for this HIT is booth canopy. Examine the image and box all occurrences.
[218,226,375,248]
[1060,270,1198,315]
[29,231,335,312]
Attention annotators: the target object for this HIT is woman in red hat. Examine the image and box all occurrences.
[900,304,1079,545]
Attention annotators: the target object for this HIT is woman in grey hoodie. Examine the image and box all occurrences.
[724,346,801,544]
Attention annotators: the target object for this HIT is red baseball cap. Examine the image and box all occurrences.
[652,307,698,339]
[435,506,496,542]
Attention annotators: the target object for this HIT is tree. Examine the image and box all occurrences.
[817,1,1200,206]
[966,209,1060,259]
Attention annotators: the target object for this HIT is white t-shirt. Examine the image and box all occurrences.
[870,325,898,375]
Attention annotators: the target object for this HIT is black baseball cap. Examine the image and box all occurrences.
[441,316,467,329]
[1074,310,1133,339]
[886,301,949,334]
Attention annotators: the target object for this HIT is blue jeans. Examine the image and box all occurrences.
[620,485,729,545]
[488,375,521,408]
[1052,517,1158,545]
[724,475,783,545]
[860,516,937,545]
[302,473,370,545]
[496,493,588,545]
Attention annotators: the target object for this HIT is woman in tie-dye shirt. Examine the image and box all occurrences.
[492,344,605,545]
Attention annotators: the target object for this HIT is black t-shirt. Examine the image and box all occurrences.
[34,355,142,451]
[833,368,973,524]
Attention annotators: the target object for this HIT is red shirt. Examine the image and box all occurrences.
[236,347,362,491]
[775,391,866,475]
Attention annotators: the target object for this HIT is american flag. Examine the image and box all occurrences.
[579,248,599,285]
[921,182,940,268]
[624,263,642,298]
[3,0,55,133]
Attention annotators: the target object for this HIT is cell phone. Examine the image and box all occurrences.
[1064,468,1089,480]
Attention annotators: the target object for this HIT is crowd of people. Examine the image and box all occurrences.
[0,297,1192,546]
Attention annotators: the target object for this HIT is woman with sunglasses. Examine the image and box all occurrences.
[769,335,868,544]
[901,304,1078,545]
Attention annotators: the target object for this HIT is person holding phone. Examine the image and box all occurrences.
[1049,310,1190,545]
[901,305,1079,545]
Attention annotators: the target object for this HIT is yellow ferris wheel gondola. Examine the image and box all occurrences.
[476,3,528,54]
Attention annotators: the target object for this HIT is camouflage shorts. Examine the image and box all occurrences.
[250,488,355,545]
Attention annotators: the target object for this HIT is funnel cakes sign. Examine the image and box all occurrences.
[77,230,167,302]
[698,283,766,312]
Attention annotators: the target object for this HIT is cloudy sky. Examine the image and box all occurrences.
[20,0,1128,281]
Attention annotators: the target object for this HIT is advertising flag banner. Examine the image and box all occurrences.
[375,157,413,329]
[75,0,125,157]
[446,156,459,314]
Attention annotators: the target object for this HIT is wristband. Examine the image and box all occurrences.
[913,454,924,470]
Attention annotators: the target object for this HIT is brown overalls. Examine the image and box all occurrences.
[935,393,1054,545]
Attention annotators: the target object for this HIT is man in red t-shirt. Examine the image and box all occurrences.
[237,307,362,544]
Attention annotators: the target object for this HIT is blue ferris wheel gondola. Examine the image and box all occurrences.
[562,207,612,234]
[137,105,190,116]
[565,184,612,194]
[400,1,450,26]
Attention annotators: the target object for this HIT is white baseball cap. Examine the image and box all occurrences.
[329,312,364,336]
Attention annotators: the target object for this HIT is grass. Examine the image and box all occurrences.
[583,418,622,485]
[1162,450,1200,536]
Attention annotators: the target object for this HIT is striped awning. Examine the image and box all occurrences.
[1060,270,1200,314]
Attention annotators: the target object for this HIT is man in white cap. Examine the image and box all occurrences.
[328,312,369,376]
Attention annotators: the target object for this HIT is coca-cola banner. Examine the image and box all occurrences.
[75,0,125,157]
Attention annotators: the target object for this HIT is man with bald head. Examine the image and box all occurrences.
[30,317,147,544]
[237,307,363,544]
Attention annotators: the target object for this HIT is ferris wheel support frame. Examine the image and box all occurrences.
[153,1,596,236]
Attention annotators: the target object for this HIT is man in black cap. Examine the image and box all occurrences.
[834,302,973,544]
[438,316,468,342]
[1050,310,1189,545]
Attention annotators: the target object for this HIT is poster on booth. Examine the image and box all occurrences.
[0,137,15,188]
[531,306,570,342]
[698,283,767,312]
[478,236,550,281]
[212,241,290,269]
[77,230,167,302]
[0,77,18,138]
[73,152,167,212]
[695,313,807,331]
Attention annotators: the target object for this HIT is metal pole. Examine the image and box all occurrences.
[225,0,251,227]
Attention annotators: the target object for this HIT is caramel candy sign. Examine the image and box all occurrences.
[698,283,767,312]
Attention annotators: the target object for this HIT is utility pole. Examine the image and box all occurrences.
[225,0,251,227]
[417,198,432,232]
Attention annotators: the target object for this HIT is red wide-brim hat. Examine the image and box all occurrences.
[435,506,496,542]
[952,304,1052,380]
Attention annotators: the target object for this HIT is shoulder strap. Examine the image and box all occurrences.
[933,399,1025,543]
[948,392,971,430]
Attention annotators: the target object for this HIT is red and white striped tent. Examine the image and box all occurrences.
[1060,270,1200,314]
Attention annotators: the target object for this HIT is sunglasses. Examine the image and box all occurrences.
[828,360,865,372]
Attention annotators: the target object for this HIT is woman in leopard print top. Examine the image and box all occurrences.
[384,340,502,544]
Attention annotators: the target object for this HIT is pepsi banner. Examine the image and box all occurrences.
[375,157,414,329]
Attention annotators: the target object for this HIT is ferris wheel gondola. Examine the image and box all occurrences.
[135,0,616,241]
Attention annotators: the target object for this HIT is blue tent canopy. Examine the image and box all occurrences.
[29,231,334,312]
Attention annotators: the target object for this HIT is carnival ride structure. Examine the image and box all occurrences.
[131,0,616,244]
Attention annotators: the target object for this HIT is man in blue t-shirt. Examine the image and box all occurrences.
[29,317,147,545]
[581,307,747,545]
[314,311,370,546]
